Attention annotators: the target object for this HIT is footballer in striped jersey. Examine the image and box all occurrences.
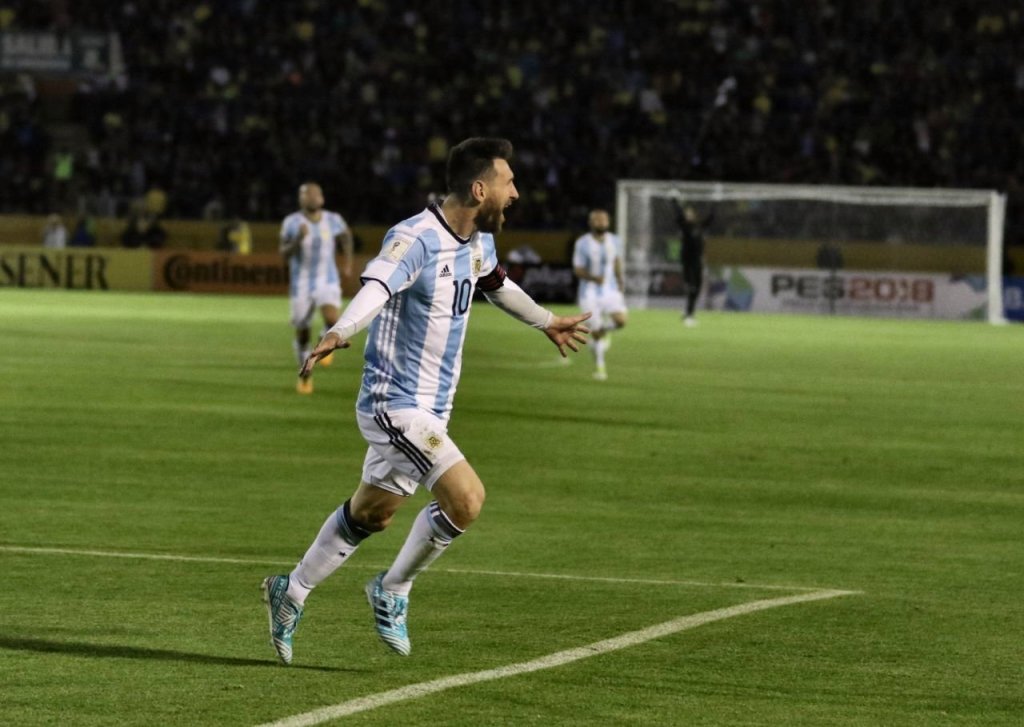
[572,209,628,380]
[262,139,590,663]
[280,182,354,394]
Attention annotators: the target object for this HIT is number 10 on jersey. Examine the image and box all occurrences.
[451,279,472,317]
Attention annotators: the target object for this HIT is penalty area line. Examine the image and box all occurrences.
[254,588,858,727]
[0,544,851,593]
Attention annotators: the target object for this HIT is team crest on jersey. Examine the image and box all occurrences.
[472,256,482,275]
[384,237,412,262]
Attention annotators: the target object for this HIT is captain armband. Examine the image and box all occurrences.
[476,264,507,292]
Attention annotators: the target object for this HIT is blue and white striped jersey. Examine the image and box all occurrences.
[573,232,623,299]
[356,204,499,421]
[280,210,349,296]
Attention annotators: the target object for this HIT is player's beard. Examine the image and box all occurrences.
[591,225,609,234]
[475,197,505,234]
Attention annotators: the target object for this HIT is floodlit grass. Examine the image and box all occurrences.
[1,288,1021,726]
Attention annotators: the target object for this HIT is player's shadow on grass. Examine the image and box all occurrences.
[0,635,347,672]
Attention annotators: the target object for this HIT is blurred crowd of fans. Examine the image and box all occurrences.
[0,0,1021,245]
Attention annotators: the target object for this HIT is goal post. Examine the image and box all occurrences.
[616,180,1008,324]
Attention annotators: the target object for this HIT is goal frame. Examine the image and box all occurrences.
[615,180,1008,324]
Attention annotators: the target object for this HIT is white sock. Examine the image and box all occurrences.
[292,340,310,367]
[287,500,371,605]
[381,502,463,596]
[593,338,606,368]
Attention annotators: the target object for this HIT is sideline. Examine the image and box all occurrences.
[0,544,845,592]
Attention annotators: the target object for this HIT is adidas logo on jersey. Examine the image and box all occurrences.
[439,264,453,278]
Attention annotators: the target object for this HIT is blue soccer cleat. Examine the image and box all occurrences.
[365,572,411,656]
[261,575,303,665]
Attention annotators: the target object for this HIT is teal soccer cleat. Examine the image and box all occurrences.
[365,572,411,656]
[261,575,303,665]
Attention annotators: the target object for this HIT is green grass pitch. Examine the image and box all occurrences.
[0,288,1021,726]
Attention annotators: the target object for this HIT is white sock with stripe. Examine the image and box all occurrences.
[381,501,463,596]
[287,500,371,605]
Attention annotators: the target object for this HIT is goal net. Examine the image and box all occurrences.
[616,181,1007,324]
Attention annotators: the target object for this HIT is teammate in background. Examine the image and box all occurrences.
[280,182,354,394]
[261,138,590,663]
[672,200,713,327]
[572,209,627,380]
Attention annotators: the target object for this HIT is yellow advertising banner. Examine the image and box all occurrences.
[0,245,152,291]
[152,250,291,295]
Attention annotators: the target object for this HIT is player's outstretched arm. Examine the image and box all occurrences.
[299,332,351,377]
[481,275,590,357]
[543,311,591,358]
[299,279,390,377]
[338,229,355,277]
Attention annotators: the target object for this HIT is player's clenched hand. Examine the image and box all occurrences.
[300,331,350,377]
[298,223,309,238]
[544,312,591,357]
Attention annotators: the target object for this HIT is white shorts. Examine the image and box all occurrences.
[356,408,466,496]
[579,289,627,331]
[290,284,342,328]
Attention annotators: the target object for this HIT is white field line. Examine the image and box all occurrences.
[482,357,575,370]
[255,588,857,727]
[0,545,289,567]
[0,544,847,593]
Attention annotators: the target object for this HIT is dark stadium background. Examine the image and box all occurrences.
[0,0,1021,262]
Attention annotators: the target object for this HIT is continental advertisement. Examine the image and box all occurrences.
[153,251,290,295]
[0,245,152,291]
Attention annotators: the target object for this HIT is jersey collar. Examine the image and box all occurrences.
[428,203,473,245]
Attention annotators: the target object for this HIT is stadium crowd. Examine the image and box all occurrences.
[1,0,1021,243]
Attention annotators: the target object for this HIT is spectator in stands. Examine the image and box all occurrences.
[41,213,66,249]
[69,215,97,247]
[120,202,166,249]
[52,146,74,206]
[217,216,252,255]
[1,0,1020,256]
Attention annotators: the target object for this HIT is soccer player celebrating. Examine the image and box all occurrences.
[280,182,354,394]
[572,209,627,380]
[261,138,590,663]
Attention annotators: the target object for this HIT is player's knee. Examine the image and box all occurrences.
[438,481,486,529]
[432,460,486,528]
[350,501,399,532]
[448,487,485,527]
[321,307,340,327]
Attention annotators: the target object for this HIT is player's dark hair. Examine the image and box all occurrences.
[446,138,514,201]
